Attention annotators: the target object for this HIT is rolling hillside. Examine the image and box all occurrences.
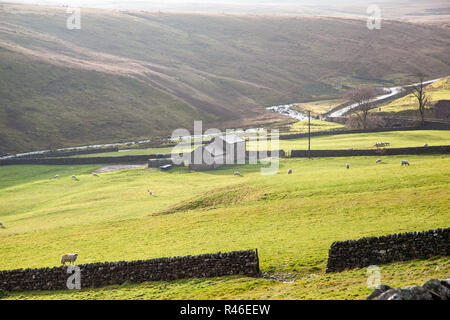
[0,153,449,299]
[1,3,449,152]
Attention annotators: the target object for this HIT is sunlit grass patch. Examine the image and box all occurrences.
[0,153,448,299]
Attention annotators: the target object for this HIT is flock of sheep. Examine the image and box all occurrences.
[53,173,99,180]
[284,158,411,174]
[16,145,413,266]
[374,142,391,148]
[375,142,429,148]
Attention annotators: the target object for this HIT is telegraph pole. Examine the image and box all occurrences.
[308,111,311,159]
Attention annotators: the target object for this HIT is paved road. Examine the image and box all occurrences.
[328,78,442,118]
[266,77,445,120]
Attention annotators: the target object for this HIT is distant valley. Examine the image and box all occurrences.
[0,3,449,152]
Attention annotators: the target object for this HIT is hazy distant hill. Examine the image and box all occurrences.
[0,4,449,152]
[3,1,450,23]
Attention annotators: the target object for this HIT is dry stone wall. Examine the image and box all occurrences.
[291,145,450,158]
[0,250,260,292]
[326,228,450,273]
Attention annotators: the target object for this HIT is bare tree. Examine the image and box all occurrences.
[407,74,429,126]
[345,85,376,129]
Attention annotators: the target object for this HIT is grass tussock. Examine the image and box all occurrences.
[153,184,268,216]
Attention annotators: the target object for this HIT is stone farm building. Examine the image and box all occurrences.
[434,100,450,120]
[189,134,246,170]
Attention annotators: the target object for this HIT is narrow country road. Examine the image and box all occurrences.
[266,77,444,120]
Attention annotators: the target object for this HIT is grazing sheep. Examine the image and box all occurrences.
[401,160,410,166]
[0,222,4,228]
[288,169,293,174]
[374,142,384,148]
[92,172,99,177]
[72,175,79,181]
[346,163,350,169]
[60,253,78,265]
[234,171,241,176]
[374,142,390,148]
[376,159,382,164]
[148,189,152,196]
[54,174,60,179]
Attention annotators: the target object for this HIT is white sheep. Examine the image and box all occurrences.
[234,171,241,176]
[0,222,4,228]
[374,142,390,148]
[376,159,382,164]
[374,142,384,148]
[72,175,79,181]
[401,160,410,166]
[60,253,78,265]
[288,168,293,174]
[424,144,428,147]
[92,172,99,177]
[54,174,60,179]
[346,163,350,169]
[148,189,153,196]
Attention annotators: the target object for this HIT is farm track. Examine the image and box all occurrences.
[267,77,446,120]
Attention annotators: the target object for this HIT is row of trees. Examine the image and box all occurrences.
[346,74,430,129]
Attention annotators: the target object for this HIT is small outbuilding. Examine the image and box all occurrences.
[434,100,450,120]
[188,134,247,171]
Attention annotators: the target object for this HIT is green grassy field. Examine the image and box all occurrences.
[291,100,345,117]
[254,130,450,152]
[63,130,450,158]
[0,151,449,299]
[287,120,345,134]
[70,146,194,158]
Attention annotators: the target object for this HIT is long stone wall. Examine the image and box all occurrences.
[0,155,151,165]
[20,147,120,158]
[291,145,450,158]
[0,154,176,166]
[280,125,450,141]
[0,250,260,292]
[326,228,450,273]
[2,146,448,165]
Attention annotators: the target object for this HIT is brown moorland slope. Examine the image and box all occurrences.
[0,3,449,152]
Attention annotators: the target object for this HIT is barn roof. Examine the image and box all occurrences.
[216,134,245,144]
[191,134,245,158]
[204,143,226,156]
